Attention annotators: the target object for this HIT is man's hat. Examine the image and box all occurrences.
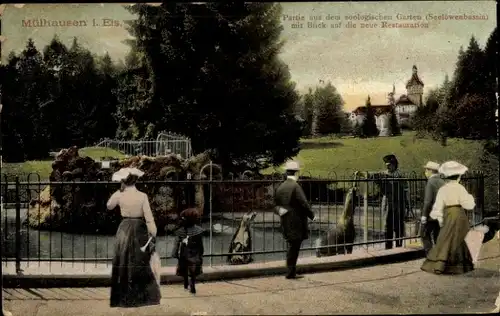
[383,154,398,165]
[423,161,440,171]
[284,161,300,171]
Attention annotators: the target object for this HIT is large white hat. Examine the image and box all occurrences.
[423,161,440,171]
[112,167,145,182]
[284,161,300,171]
[438,161,468,178]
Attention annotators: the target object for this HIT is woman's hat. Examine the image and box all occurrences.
[112,167,145,182]
[423,161,440,171]
[438,161,468,177]
[284,161,300,171]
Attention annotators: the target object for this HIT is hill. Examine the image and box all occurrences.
[266,132,484,177]
[1,133,485,180]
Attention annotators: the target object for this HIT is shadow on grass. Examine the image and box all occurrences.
[300,141,344,150]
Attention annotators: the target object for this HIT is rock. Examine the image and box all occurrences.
[26,146,219,235]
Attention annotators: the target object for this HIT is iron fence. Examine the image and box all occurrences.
[94,133,192,159]
[0,172,485,274]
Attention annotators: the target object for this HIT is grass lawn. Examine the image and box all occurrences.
[2,132,484,181]
[265,131,484,178]
[1,147,126,181]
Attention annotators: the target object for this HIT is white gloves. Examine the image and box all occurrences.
[438,219,444,227]
[420,216,427,225]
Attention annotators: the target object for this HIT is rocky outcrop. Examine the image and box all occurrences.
[27,146,218,234]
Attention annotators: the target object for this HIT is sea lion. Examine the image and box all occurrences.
[227,211,257,265]
[315,173,362,257]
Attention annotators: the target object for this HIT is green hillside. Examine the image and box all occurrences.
[2,133,484,180]
[266,132,484,177]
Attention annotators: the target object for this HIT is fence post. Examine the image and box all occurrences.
[363,182,368,249]
[209,162,213,267]
[479,173,485,222]
[14,176,22,275]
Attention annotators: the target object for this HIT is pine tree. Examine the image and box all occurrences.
[388,108,401,136]
[1,40,52,161]
[113,40,155,140]
[387,86,401,136]
[95,52,119,141]
[42,36,72,149]
[451,35,494,139]
[361,95,379,137]
[124,3,303,170]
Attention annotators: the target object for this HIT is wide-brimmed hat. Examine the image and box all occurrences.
[112,167,145,182]
[438,161,468,178]
[383,154,398,165]
[423,161,440,171]
[284,161,300,171]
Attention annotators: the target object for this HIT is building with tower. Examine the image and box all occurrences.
[350,65,425,136]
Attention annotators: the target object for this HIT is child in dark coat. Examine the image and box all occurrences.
[171,208,205,294]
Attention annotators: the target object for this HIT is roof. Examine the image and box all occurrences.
[352,105,392,116]
[395,94,416,105]
[406,65,424,88]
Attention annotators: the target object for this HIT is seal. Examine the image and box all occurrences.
[227,211,258,264]
[316,182,357,257]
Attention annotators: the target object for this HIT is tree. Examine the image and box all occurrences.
[300,88,315,136]
[1,40,52,161]
[387,87,401,136]
[113,41,155,140]
[124,3,303,171]
[450,35,495,139]
[352,120,363,137]
[455,93,494,139]
[387,108,401,136]
[53,38,100,147]
[95,52,119,141]
[313,82,345,135]
[360,95,379,137]
[42,36,71,149]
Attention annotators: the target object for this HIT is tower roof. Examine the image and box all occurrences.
[406,65,424,88]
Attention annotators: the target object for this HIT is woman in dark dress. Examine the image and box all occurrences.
[421,161,475,275]
[107,170,161,308]
[172,208,205,294]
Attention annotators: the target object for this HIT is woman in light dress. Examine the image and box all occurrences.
[421,161,475,275]
[107,169,161,308]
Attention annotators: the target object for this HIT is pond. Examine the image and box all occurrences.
[1,208,386,266]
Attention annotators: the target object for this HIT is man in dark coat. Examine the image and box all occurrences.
[274,161,315,279]
[420,161,445,255]
[374,154,408,249]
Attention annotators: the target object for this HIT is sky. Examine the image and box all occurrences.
[0,2,496,110]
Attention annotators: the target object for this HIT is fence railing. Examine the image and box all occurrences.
[0,172,485,274]
[94,137,193,159]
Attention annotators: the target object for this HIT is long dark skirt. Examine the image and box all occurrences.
[110,218,161,308]
[421,205,474,275]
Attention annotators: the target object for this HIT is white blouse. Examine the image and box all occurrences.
[429,180,475,226]
[106,186,157,236]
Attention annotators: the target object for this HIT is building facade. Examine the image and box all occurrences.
[350,65,424,136]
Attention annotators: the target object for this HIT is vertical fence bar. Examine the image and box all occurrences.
[14,176,21,274]
[363,178,368,248]
[209,162,213,267]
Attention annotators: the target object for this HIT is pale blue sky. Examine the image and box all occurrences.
[1,2,496,109]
